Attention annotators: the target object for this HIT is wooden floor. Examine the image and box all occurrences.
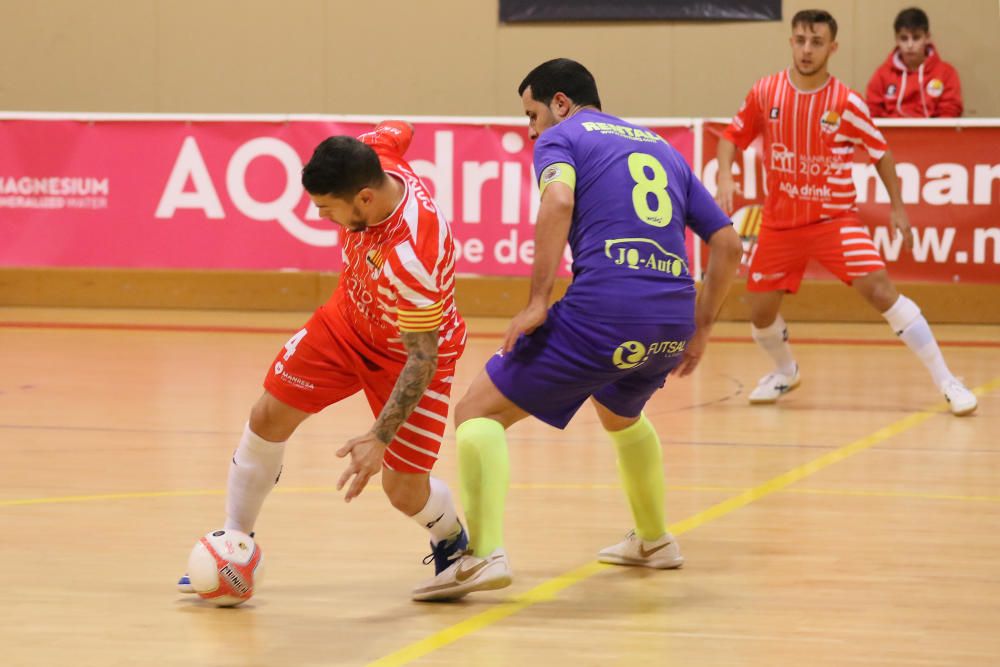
[2,307,998,667]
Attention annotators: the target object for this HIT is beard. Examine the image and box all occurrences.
[344,205,369,232]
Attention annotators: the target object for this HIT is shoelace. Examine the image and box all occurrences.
[422,546,472,566]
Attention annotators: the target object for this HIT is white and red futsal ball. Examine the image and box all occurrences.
[187,529,264,607]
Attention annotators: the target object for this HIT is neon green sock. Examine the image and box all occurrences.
[608,413,666,542]
[456,418,509,556]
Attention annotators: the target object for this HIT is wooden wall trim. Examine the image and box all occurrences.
[1,268,997,324]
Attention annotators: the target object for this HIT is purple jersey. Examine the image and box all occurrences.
[533,109,732,323]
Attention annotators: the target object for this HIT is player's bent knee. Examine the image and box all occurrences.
[601,412,640,432]
[454,374,525,429]
[750,312,779,329]
[248,392,309,442]
[381,470,429,515]
[454,383,498,426]
[747,293,784,329]
[855,271,899,312]
[591,399,640,432]
[453,393,478,426]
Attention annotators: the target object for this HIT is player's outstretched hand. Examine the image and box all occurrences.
[671,327,710,377]
[503,300,548,353]
[336,432,388,503]
[890,207,914,253]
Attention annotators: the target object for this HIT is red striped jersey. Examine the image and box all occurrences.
[723,69,888,230]
[326,122,466,362]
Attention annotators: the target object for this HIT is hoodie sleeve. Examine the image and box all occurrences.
[936,63,964,117]
[865,66,890,118]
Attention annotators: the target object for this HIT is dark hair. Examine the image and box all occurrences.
[517,58,602,110]
[894,7,929,33]
[301,136,384,197]
[791,9,838,40]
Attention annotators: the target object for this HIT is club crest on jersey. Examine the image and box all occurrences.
[366,249,385,278]
[820,110,841,134]
[926,79,944,98]
[886,83,898,98]
[769,107,780,119]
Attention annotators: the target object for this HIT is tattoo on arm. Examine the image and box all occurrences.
[372,329,439,444]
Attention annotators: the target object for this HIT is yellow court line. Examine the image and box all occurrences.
[514,483,1000,504]
[365,376,1000,667]
[0,486,358,507]
[0,488,224,506]
[5,478,1000,510]
[3,381,995,510]
[780,487,1000,503]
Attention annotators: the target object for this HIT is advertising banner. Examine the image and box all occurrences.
[0,117,693,277]
[699,121,1000,284]
[3,115,995,283]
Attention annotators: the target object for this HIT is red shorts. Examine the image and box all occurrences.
[747,217,887,293]
[263,307,456,474]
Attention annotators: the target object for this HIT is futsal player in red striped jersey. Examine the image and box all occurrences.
[178,122,472,600]
[716,9,976,415]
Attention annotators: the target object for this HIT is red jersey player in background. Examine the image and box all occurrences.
[866,7,963,118]
[178,121,472,600]
[715,9,976,415]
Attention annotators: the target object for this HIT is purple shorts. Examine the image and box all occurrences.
[486,303,695,429]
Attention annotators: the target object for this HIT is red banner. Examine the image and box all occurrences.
[0,117,692,277]
[700,121,1000,284]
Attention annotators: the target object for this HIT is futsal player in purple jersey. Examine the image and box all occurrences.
[412,59,742,601]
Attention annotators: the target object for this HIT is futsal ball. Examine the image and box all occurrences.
[187,529,264,607]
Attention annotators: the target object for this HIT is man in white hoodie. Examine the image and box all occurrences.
[866,7,962,118]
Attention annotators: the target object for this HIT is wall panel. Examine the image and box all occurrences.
[1,1,995,117]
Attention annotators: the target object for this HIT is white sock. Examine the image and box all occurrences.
[224,422,286,534]
[882,295,954,389]
[751,315,797,376]
[411,477,462,545]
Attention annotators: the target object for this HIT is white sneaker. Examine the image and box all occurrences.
[942,378,977,416]
[411,548,513,602]
[748,366,801,404]
[598,530,684,569]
